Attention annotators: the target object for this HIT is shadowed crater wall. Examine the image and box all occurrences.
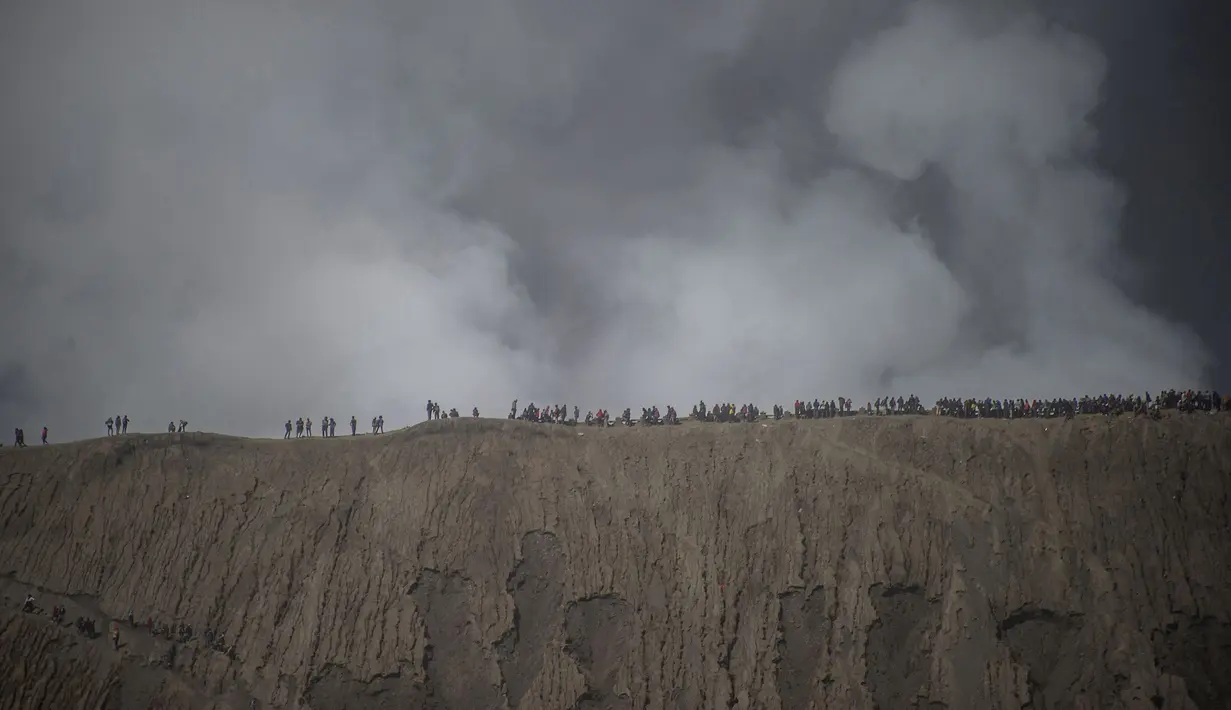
[498,531,567,707]
[998,607,1087,709]
[776,585,832,709]
[1152,616,1231,708]
[865,584,939,709]
[410,569,504,710]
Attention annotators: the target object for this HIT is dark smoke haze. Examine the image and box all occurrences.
[0,0,1222,439]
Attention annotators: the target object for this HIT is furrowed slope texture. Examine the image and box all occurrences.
[1,415,1229,709]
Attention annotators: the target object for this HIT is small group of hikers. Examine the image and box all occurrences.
[868,396,926,415]
[1151,389,1225,412]
[778,397,863,419]
[427,400,462,420]
[508,401,677,427]
[21,594,118,650]
[777,397,920,419]
[145,616,234,660]
[134,611,233,659]
[75,615,99,639]
[509,400,575,424]
[146,618,194,644]
[640,405,680,425]
[105,415,130,435]
[285,415,386,438]
[167,420,187,433]
[693,401,763,423]
[618,406,681,426]
[26,589,240,661]
[9,427,47,447]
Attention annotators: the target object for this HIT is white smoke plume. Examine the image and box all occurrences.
[0,0,1209,439]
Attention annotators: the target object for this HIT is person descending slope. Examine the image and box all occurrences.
[350,415,357,435]
[284,420,292,439]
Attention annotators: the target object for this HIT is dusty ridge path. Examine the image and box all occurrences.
[1,415,1229,709]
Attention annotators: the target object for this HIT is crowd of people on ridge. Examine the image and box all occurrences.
[472,389,1228,428]
[2,389,1226,449]
[929,389,1222,419]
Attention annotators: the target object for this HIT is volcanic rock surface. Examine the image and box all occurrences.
[1,414,1229,709]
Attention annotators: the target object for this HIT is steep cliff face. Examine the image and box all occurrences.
[0,414,1229,709]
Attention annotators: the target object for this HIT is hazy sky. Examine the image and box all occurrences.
[1,0,1225,440]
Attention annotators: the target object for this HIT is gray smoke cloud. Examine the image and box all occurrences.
[0,0,1210,440]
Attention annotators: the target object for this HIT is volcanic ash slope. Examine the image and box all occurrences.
[0,414,1229,709]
